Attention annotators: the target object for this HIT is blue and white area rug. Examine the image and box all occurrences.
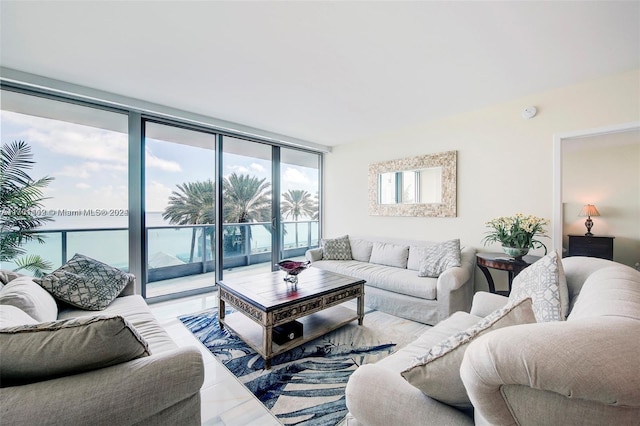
[180,306,428,425]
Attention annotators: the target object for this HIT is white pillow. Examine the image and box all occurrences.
[369,242,410,268]
[0,305,38,328]
[417,239,461,278]
[401,297,536,407]
[0,276,58,322]
[0,315,150,386]
[509,251,569,322]
[349,238,374,262]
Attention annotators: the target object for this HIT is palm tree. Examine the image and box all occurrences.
[162,180,215,263]
[0,141,54,277]
[222,173,271,252]
[281,189,316,248]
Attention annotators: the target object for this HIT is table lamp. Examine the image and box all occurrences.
[578,204,600,236]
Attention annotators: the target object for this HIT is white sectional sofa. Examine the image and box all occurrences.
[0,269,204,426]
[305,236,477,325]
[344,256,640,425]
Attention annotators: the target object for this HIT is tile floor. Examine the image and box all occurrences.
[149,292,282,426]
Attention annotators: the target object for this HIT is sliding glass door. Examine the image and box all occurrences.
[144,121,216,298]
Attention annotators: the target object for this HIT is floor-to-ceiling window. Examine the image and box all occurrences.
[280,147,320,260]
[221,136,273,278]
[1,86,322,301]
[1,89,129,274]
[144,121,217,298]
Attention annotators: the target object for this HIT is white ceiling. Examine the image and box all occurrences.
[1,1,639,148]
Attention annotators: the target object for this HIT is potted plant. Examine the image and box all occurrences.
[482,213,548,261]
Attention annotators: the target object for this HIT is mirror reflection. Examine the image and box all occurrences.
[368,150,456,217]
[378,167,442,204]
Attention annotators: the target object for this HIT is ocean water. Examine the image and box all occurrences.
[4,212,317,273]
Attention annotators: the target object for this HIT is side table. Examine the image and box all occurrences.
[476,253,541,296]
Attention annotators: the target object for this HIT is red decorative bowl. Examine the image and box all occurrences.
[277,260,311,276]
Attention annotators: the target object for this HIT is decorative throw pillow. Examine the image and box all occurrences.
[509,251,569,322]
[321,235,353,260]
[401,297,536,407]
[0,276,58,322]
[35,253,133,311]
[416,239,461,278]
[369,242,410,268]
[0,315,150,386]
[349,238,374,262]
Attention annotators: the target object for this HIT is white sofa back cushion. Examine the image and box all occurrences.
[0,276,58,322]
[349,238,374,262]
[369,242,410,268]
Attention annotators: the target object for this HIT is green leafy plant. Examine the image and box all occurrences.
[1,140,54,276]
[482,213,548,253]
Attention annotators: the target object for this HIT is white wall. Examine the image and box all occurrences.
[562,130,640,267]
[322,69,640,291]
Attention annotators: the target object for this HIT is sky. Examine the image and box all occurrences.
[1,109,320,222]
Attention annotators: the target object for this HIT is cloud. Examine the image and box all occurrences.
[283,167,310,184]
[250,163,265,172]
[145,147,182,172]
[56,161,126,179]
[146,180,174,212]
[75,182,91,189]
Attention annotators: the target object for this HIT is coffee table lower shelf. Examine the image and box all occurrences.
[220,304,359,366]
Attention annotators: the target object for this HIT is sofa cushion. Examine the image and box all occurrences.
[321,235,353,260]
[35,253,133,311]
[568,265,640,321]
[370,242,410,268]
[0,304,38,327]
[0,314,150,386]
[400,297,536,408]
[509,251,568,322]
[349,238,374,262]
[0,276,58,322]
[417,239,461,278]
[312,260,437,300]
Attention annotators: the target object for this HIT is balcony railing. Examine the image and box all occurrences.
[4,221,319,285]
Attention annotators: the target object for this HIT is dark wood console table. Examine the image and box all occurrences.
[567,234,614,260]
[476,253,541,296]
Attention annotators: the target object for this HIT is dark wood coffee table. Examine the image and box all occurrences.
[217,267,365,369]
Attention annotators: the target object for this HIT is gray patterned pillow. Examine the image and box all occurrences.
[35,254,133,310]
[509,251,569,322]
[417,239,461,277]
[401,297,536,407]
[0,315,150,386]
[321,235,352,260]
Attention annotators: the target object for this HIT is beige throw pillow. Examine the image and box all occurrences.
[417,239,461,278]
[369,242,410,268]
[0,315,150,386]
[509,251,569,322]
[401,297,536,407]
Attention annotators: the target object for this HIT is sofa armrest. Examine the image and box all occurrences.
[0,346,204,426]
[346,363,473,426]
[460,317,640,426]
[469,291,509,317]
[305,248,323,262]
[435,247,477,317]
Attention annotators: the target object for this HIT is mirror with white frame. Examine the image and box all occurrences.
[369,150,456,217]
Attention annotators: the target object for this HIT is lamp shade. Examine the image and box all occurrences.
[579,204,600,217]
